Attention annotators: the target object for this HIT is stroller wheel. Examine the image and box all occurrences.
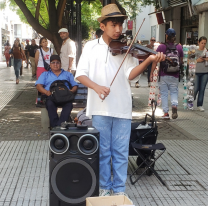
[146,161,155,176]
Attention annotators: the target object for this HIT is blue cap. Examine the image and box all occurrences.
[166,28,176,37]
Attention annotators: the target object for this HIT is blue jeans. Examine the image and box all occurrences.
[194,73,208,107]
[14,59,22,79]
[45,96,73,127]
[158,76,179,113]
[92,115,131,193]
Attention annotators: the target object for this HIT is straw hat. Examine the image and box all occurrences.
[97,4,128,23]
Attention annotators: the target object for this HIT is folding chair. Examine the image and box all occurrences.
[129,100,166,186]
[130,143,166,185]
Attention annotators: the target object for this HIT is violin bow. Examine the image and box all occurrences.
[110,18,146,87]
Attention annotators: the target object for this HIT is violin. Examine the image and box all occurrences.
[109,38,178,67]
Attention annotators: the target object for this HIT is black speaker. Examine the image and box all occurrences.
[49,125,99,206]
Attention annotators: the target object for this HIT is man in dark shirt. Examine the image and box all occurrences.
[25,40,30,68]
[28,39,39,78]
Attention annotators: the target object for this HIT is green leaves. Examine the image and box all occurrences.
[81,0,102,31]
[9,0,49,28]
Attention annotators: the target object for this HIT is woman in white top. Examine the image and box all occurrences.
[35,37,54,79]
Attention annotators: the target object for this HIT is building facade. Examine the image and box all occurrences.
[0,3,33,61]
[135,0,208,46]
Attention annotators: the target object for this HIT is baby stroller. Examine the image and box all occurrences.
[129,100,158,176]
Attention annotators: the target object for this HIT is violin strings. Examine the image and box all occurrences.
[109,18,146,87]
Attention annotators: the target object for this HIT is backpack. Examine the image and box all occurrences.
[50,80,75,104]
[161,43,180,73]
[76,108,92,127]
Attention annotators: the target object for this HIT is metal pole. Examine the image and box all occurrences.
[76,0,82,63]
[68,0,73,39]
[103,0,111,6]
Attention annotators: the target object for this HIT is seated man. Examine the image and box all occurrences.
[35,55,78,127]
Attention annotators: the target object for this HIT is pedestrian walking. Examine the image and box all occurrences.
[15,38,25,75]
[4,41,11,67]
[75,3,165,203]
[4,40,10,46]
[156,28,184,120]
[10,40,27,84]
[27,39,39,78]
[146,37,156,87]
[58,28,76,76]
[194,36,208,111]
[35,37,54,79]
[24,40,30,68]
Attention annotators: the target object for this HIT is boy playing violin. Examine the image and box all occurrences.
[75,3,165,202]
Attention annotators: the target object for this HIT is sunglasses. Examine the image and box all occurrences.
[151,40,156,41]
[51,61,61,65]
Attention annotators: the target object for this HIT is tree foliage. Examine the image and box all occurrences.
[81,0,102,31]
[3,0,101,41]
[8,0,50,28]
[1,0,158,53]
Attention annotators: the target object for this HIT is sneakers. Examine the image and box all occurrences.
[197,106,205,112]
[148,82,151,87]
[99,189,111,196]
[162,113,170,120]
[172,106,178,119]
[112,192,133,204]
[135,81,140,88]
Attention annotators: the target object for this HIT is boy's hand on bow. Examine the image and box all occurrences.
[93,85,110,100]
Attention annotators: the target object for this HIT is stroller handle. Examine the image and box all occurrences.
[144,100,157,128]
[151,99,157,114]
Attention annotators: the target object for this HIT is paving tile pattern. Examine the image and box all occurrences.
[0,64,48,141]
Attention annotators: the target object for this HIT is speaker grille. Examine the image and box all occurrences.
[49,133,69,154]
[51,158,96,204]
[77,134,98,155]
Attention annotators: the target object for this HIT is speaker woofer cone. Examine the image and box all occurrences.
[51,158,97,204]
[49,133,69,154]
[77,134,98,155]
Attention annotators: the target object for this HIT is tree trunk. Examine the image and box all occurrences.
[52,34,62,55]
[14,0,64,54]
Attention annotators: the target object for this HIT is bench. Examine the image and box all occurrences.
[36,83,88,131]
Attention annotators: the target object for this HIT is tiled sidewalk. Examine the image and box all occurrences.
[0,64,208,206]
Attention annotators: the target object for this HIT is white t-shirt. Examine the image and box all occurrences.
[37,48,53,68]
[75,36,138,119]
[60,38,76,71]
